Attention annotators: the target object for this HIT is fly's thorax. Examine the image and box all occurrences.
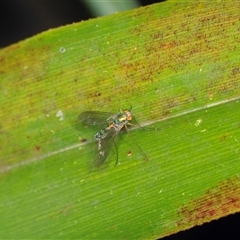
[114,114,126,125]
[115,110,132,124]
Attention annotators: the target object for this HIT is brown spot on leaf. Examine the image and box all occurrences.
[220,135,227,141]
[177,176,240,229]
[88,91,102,98]
[80,138,87,143]
[232,67,240,76]
[127,151,132,156]
[59,204,75,216]
[35,146,41,152]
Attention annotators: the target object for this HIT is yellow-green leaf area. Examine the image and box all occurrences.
[0,0,240,239]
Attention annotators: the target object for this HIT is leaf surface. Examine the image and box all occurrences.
[0,1,240,239]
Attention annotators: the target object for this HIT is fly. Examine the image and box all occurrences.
[79,108,147,167]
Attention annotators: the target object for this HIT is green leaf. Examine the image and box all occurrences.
[1,1,240,239]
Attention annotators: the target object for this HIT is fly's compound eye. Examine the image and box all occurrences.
[124,109,132,121]
[127,115,132,121]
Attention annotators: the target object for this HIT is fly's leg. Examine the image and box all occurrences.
[124,123,149,161]
[113,137,119,166]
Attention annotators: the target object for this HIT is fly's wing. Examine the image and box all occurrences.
[94,128,117,167]
[79,111,115,126]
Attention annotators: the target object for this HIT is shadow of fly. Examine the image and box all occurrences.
[79,108,148,167]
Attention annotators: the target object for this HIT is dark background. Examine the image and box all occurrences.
[1,0,239,239]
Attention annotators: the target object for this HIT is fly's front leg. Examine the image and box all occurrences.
[125,122,136,132]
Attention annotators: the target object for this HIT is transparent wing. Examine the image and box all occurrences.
[94,128,117,167]
[79,111,115,126]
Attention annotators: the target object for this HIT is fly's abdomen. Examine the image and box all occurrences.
[94,126,110,140]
